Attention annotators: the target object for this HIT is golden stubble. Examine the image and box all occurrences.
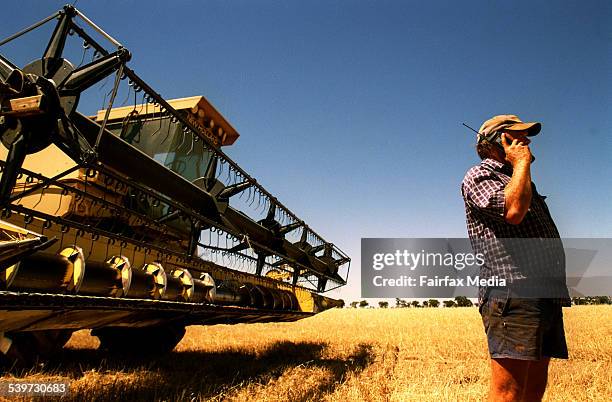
[0,306,610,402]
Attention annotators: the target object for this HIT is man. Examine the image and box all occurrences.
[461,115,570,402]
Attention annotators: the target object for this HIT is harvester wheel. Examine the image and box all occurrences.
[94,323,186,355]
[1,329,73,367]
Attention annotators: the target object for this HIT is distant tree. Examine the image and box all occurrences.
[443,300,456,308]
[422,300,429,307]
[454,296,473,307]
[573,296,610,305]
[395,298,408,308]
[574,296,612,305]
[428,299,440,308]
[410,300,421,308]
[593,296,611,305]
[379,301,389,308]
[350,301,359,309]
[337,299,345,308]
[359,300,369,308]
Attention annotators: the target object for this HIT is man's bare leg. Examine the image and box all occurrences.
[522,357,550,401]
[489,358,529,402]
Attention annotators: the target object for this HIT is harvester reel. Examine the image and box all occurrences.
[0,7,129,202]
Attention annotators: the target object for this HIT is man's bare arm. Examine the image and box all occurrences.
[502,134,532,225]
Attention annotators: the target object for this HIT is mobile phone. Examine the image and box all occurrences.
[479,131,503,149]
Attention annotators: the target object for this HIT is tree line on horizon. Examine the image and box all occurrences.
[346,297,474,309]
[343,296,612,308]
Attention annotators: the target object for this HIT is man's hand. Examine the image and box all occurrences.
[501,132,532,225]
[501,133,532,167]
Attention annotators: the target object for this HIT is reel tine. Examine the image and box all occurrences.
[97,72,110,94]
[31,175,47,210]
[160,115,172,145]
[73,228,84,247]
[248,188,256,207]
[131,244,138,264]
[176,129,186,151]
[87,232,97,259]
[54,187,68,215]
[105,237,114,260]
[186,135,195,156]
[150,102,162,136]
[77,43,88,69]
[119,80,132,106]
[40,219,52,235]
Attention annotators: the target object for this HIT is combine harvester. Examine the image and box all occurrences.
[0,5,349,364]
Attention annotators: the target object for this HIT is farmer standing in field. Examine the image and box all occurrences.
[461,115,571,402]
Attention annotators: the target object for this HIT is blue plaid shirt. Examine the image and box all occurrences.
[461,158,570,305]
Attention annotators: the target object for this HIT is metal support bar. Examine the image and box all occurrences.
[0,131,29,204]
[188,220,201,257]
[317,277,328,293]
[6,165,80,204]
[292,266,300,286]
[68,23,109,56]
[279,221,302,235]
[42,7,76,64]
[310,244,326,254]
[60,49,130,94]
[74,8,123,48]
[94,63,124,151]
[255,253,266,276]
[0,11,60,47]
[218,180,252,199]
[0,54,17,81]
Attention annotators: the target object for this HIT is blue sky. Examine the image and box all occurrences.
[2,1,611,302]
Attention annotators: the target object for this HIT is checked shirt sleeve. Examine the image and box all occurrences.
[462,167,506,221]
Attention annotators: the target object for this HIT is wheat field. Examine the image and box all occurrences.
[1,306,610,401]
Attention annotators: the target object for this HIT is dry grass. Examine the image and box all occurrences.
[1,306,610,401]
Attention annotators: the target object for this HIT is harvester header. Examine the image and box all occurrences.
[0,5,349,363]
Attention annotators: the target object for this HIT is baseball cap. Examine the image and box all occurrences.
[478,114,541,137]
